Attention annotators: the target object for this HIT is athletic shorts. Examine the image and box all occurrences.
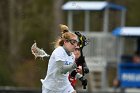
[42,84,75,93]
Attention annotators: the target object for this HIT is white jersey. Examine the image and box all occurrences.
[41,46,75,91]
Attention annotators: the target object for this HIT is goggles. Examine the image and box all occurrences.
[75,48,80,51]
[66,39,78,45]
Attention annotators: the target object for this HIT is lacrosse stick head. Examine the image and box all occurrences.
[31,41,50,60]
[75,32,89,49]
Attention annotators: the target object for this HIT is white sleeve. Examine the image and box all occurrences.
[53,47,76,74]
[56,61,77,74]
[54,47,65,62]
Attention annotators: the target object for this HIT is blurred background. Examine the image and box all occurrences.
[0,0,140,93]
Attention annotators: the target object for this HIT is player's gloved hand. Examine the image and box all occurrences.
[76,56,85,66]
[70,70,77,78]
[79,76,87,86]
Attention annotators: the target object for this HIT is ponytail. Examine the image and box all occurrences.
[54,24,77,48]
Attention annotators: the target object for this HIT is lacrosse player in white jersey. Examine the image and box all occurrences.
[41,24,85,93]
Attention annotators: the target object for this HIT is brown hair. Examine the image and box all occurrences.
[54,24,77,48]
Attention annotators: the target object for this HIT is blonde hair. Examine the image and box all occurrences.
[54,24,77,48]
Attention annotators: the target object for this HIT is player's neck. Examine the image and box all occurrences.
[63,46,71,56]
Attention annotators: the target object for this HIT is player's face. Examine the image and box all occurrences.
[74,46,81,59]
[64,36,78,52]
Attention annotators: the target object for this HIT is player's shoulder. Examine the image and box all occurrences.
[55,46,64,51]
[53,46,64,53]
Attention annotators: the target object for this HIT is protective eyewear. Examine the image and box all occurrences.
[75,48,80,51]
[66,39,78,45]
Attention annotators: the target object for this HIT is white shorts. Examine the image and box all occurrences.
[42,84,75,93]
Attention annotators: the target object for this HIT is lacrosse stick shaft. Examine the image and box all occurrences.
[80,48,86,89]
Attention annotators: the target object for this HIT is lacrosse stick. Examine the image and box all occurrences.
[31,41,50,60]
[75,32,89,89]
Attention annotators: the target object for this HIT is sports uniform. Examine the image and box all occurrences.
[41,46,76,93]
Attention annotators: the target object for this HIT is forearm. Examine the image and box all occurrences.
[56,61,77,74]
